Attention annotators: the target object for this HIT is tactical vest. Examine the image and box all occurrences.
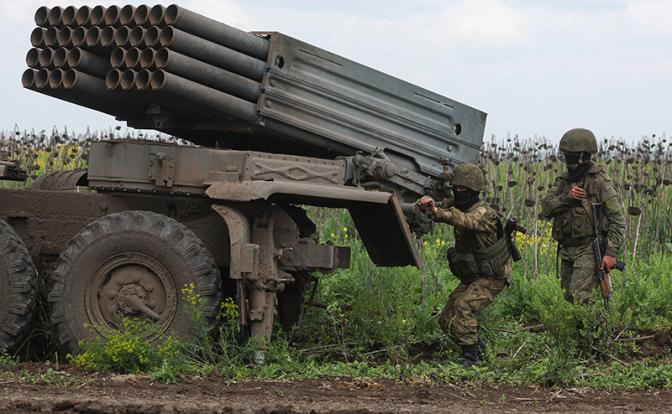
[446,206,511,283]
[551,165,610,245]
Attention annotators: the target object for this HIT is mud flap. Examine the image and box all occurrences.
[348,194,422,268]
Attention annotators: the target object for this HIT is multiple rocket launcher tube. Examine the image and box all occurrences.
[22,5,270,125]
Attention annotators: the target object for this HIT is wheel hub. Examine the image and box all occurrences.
[116,283,155,317]
[86,253,177,338]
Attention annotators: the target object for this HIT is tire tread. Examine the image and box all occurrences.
[0,219,38,352]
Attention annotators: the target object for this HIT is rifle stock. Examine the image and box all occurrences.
[591,203,626,309]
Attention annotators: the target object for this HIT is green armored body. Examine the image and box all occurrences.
[418,163,511,367]
[541,128,626,303]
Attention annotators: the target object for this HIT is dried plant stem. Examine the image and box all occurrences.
[632,213,643,265]
[533,193,539,277]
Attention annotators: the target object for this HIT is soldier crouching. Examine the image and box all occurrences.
[418,163,511,367]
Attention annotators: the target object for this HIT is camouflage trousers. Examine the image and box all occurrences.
[559,243,598,303]
[438,275,508,346]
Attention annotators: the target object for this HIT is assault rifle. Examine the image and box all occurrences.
[504,218,526,262]
[591,203,626,309]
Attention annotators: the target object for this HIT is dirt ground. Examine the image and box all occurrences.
[1,368,671,414]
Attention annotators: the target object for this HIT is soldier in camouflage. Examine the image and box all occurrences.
[541,128,626,303]
[418,163,511,367]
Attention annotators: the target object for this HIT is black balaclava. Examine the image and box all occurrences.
[453,189,480,211]
[565,152,593,182]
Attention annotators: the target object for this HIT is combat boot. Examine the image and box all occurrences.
[460,344,480,368]
[477,337,487,358]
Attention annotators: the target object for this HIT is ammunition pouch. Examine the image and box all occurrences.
[446,247,480,284]
[476,237,510,278]
[446,237,511,284]
[552,206,594,241]
[552,174,609,243]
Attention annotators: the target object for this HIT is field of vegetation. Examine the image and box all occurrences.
[1,128,671,390]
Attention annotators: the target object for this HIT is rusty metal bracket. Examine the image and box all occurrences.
[279,239,350,272]
[211,205,256,326]
[210,205,256,279]
[0,160,27,182]
[148,150,176,188]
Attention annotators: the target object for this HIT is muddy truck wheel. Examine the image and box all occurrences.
[0,219,38,353]
[48,211,222,355]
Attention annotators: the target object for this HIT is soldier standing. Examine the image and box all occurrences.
[418,163,511,367]
[541,128,626,303]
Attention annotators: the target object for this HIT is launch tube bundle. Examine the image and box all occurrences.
[22,4,485,181]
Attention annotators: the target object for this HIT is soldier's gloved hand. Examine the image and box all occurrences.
[417,196,438,213]
[602,255,617,272]
[568,186,587,200]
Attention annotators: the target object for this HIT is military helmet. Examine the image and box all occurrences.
[451,163,485,192]
[559,128,598,154]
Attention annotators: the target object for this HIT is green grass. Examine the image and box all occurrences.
[0,352,16,367]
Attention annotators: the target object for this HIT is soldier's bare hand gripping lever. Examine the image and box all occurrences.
[417,196,438,213]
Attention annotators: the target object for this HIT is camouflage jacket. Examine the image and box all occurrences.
[540,164,625,257]
[435,201,501,253]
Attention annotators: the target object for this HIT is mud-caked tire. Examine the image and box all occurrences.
[48,211,222,355]
[0,219,38,353]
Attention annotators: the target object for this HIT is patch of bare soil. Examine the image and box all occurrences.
[0,369,670,413]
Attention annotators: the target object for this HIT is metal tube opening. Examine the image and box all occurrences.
[35,69,51,88]
[44,27,59,47]
[124,48,141,68]
[75,6,92,27]
[148,5,166,26]
[53,48,70,68]
[31,27,46,47]
[101,26,117,47]
[133,5,150,27]
[57,27,74,47]
[47,6,64,27]
[66,48,83,68]
[63,69,78,89]
[35,6,50,27]
[114,26,131,47]
[140,48,157,69]
[154,48,169,69]
[130,26,146,47]
[144,26,161,47]
[85,26,102,47]
[38,48,55,68]
[62,6,78,26]
[163,5,179,25]
[158,26,174,47]
[90,6,107,26]
[149,70,166,91]
[120,69,138,91]
[104,5,121,26]
[26,48,41,68]
[120,5,136,26]
[135,69,153,90]
[106,69,123,90]
[110,48,127,69]
[22,68,38,88]
[48,68,65,88]
[72,27,87,47]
